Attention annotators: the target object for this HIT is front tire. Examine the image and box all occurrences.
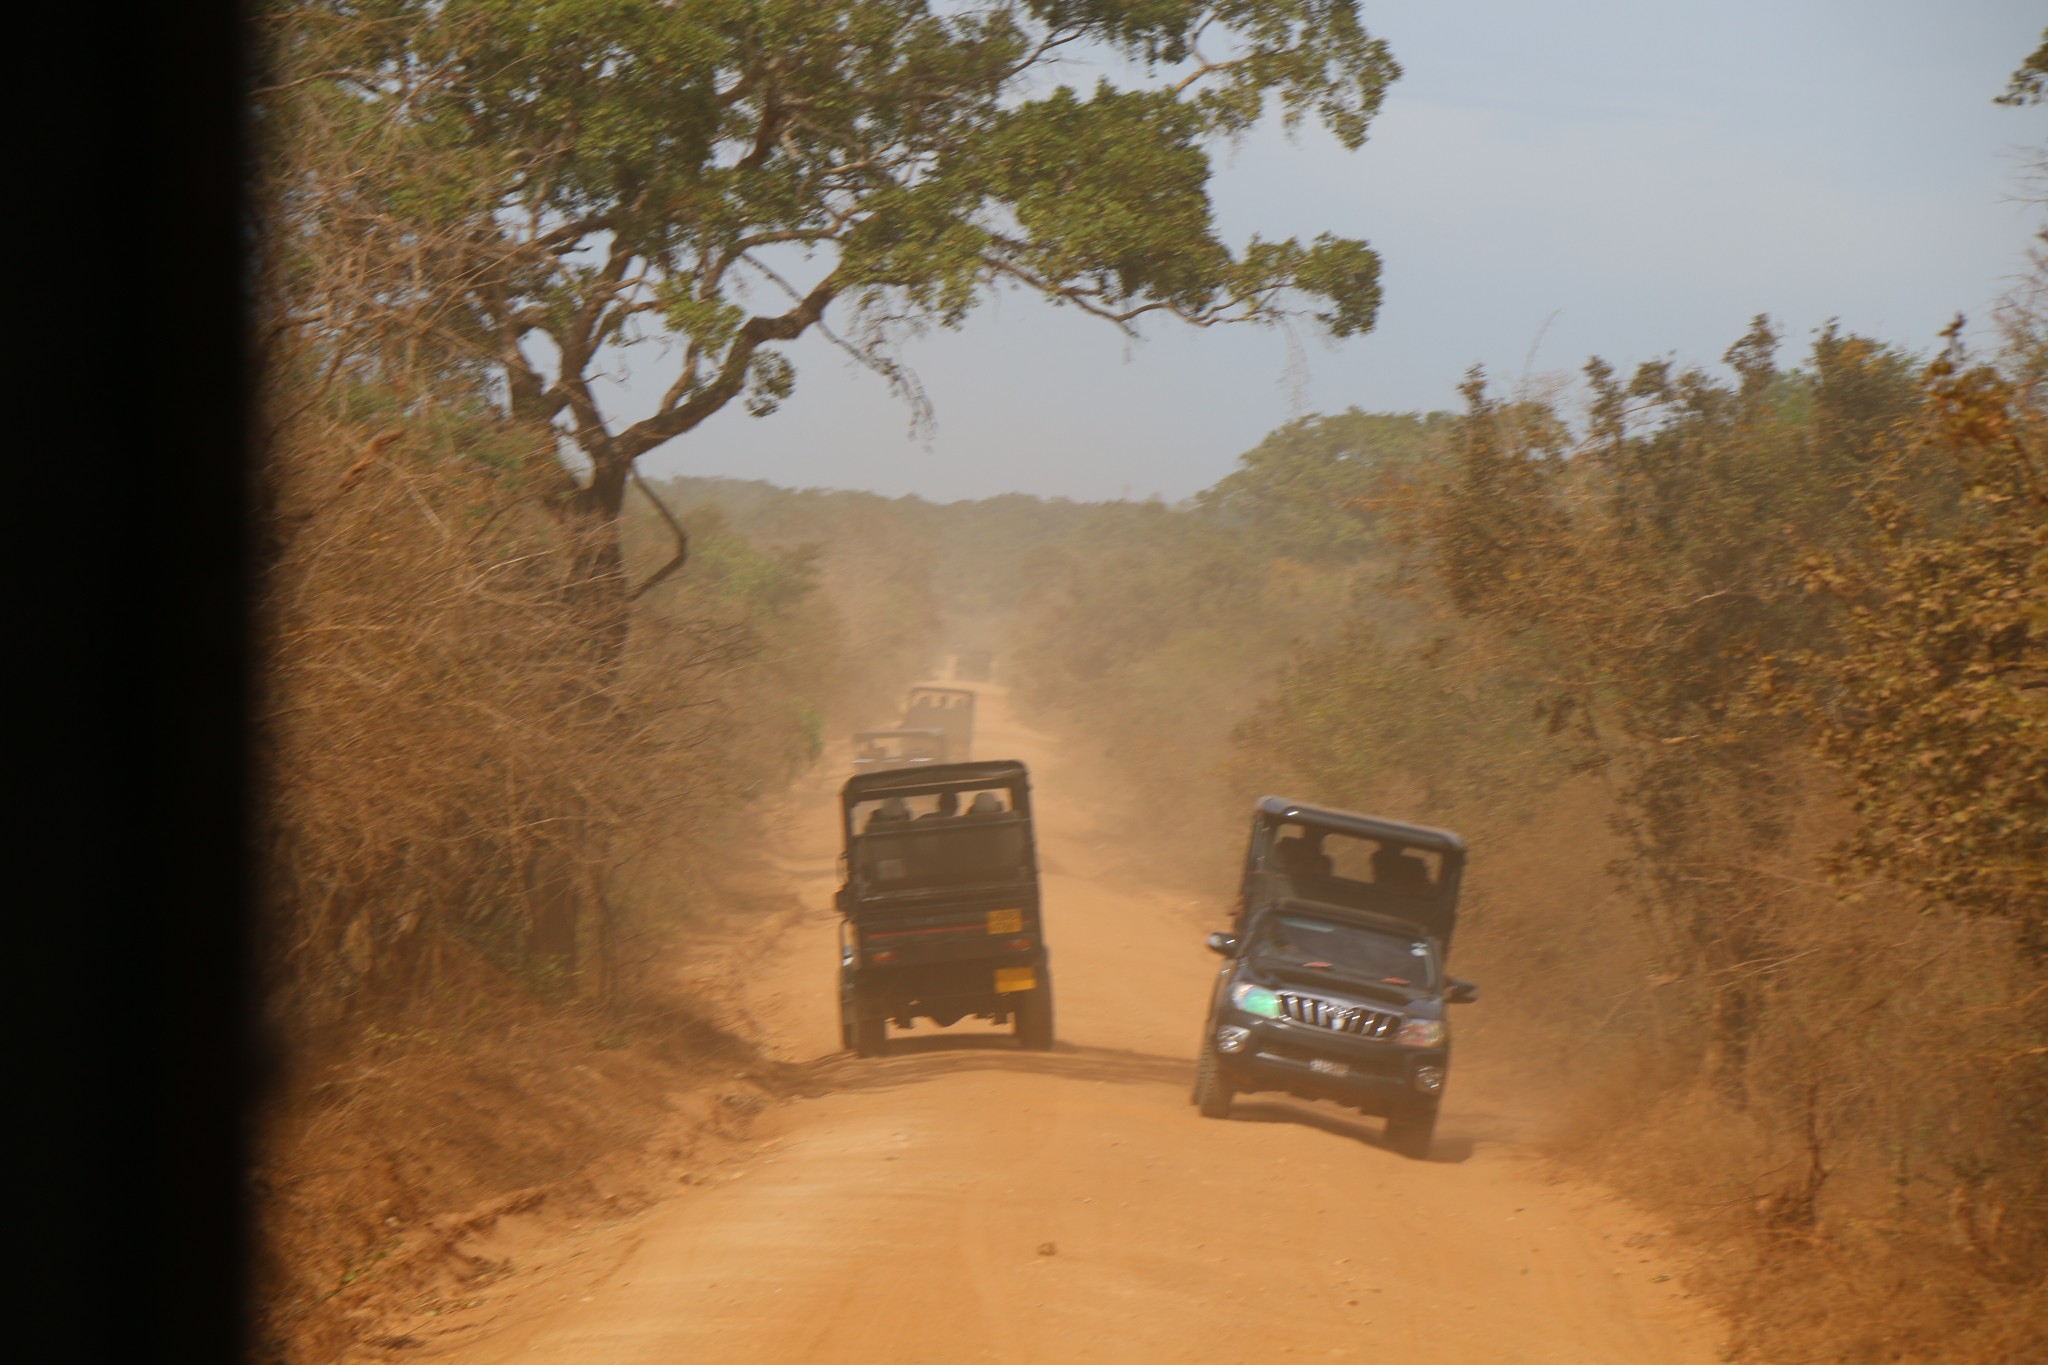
[1385,1104,1437,1160]
[1016,978,1055,1051]
[1193,1040,1234,1119]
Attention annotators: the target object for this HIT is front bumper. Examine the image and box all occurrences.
[1212,1012,1445,1114]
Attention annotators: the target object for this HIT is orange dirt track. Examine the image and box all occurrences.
[393,684,1725,1364]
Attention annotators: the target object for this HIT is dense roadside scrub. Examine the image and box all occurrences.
[248,348,950,1359]
[247,35,946,1362]
[250,410,928,1355]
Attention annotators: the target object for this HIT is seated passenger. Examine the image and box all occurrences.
[917,791,960,821]
[964,791,1005,817]
[1273,832,1334,878]
[864,797,912,832]
[1372,845,1431,895]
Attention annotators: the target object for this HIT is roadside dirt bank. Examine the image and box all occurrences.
[345,681,1727,1364]
[252,914,808,1361]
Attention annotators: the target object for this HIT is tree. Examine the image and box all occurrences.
[1427,326,1928,1098]
[1996,27,2048,107]
[1197,408,1457,560]
[275,0,1399,602]
[1797,326,2048,955]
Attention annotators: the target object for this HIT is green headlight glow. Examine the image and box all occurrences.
[1231,983,1282,1018]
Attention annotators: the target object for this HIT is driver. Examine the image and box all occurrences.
[1273,829,1333,877]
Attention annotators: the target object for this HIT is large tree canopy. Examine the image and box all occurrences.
[277,0,1397,539]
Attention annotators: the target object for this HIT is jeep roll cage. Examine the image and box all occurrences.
[1242,797,1467,952]
[903,686,976,759]
[841,760,1035,898]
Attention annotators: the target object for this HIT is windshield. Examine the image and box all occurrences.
[1249,914,1438,989]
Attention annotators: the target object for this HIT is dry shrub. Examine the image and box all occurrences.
[249,388,844,1359]
[1523,775,2048,1365]
[264,394,639,1029]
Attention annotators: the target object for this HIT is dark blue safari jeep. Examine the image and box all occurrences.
[1194,799,1476,1159]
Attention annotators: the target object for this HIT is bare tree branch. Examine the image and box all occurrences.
[627,468,690,602]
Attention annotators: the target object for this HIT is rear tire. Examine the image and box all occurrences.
[1385,1104,1437,1160]
[853,1012,887,1058]
[1193,1040,1234,1119]
[1016,979,1055,1051]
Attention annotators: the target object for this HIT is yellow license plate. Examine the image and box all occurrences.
[994,967,1036,994]
[985,908,1023,934]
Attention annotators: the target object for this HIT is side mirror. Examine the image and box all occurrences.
[1448,979,1478,1005]
[1206,932,1239,957]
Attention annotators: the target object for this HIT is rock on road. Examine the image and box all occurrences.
[405,684,1725,1365]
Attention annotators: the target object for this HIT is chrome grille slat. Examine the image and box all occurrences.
[1276,992,1399,1039]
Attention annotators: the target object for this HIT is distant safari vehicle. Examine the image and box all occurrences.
[903,685,975,760]
[954,649,993,682]
[850,728,950,776]
[836,760,1051,1056]
[1195,799,1477,1159]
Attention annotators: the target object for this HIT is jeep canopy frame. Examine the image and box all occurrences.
[903,686,976,760]
[842,759,1032,881]
[1241,797,1467,951]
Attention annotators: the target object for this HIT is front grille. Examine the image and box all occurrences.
[1276,993,1399,1040]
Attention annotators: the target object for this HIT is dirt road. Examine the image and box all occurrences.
[402,685,1725,1364]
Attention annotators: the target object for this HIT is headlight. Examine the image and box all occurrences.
[1230,982,1282,1018]
[1395,1019,1446,1048]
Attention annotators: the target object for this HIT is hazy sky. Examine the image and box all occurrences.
[623,1,2048,505]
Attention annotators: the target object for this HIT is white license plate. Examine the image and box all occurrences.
[1308,1058,1349,1077]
